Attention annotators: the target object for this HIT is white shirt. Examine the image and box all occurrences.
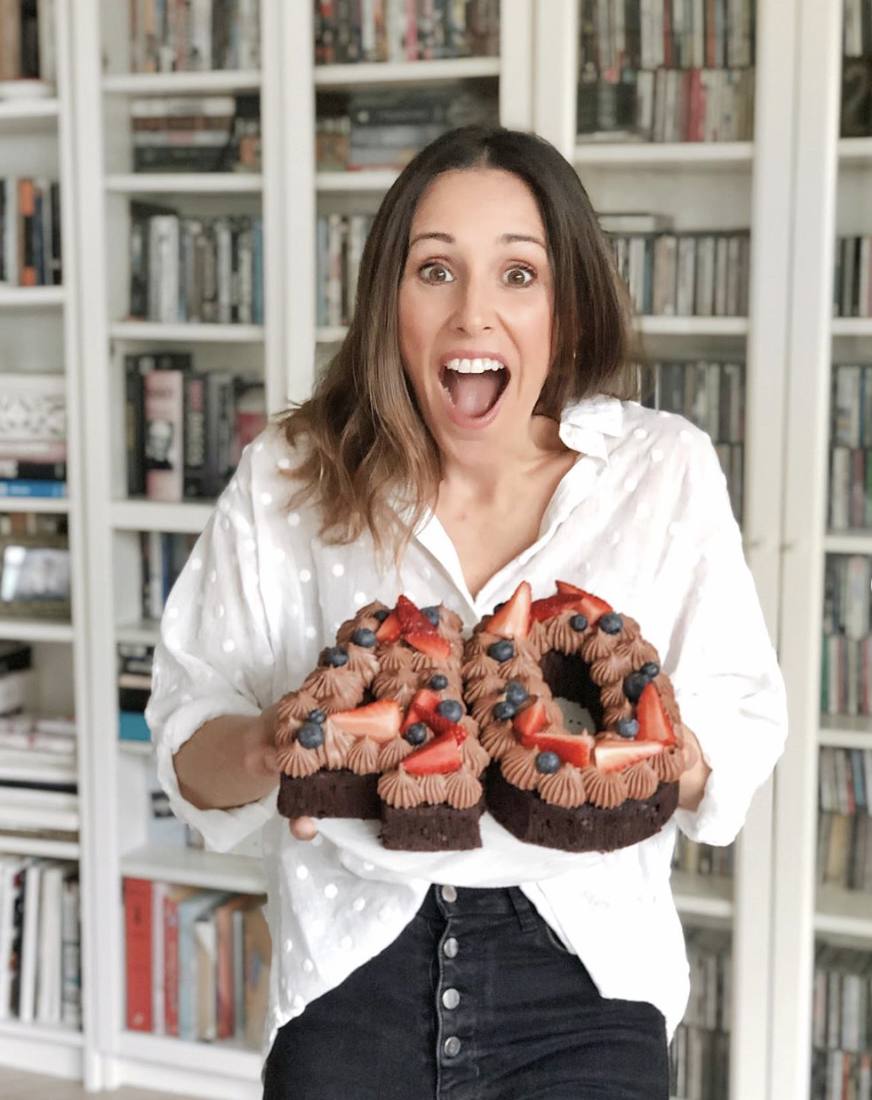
[146,394,788,1051]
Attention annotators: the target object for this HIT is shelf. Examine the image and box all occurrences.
[0,97,59,126]
[116,618,161,645]
[0,495,70,513]
[0,835,79,859]
[119,739,153,756]
[0,749,77,784]
[316,325,348,343]
[574,140,754,169]
[0,1018,83,1081]
[121,844,266,894]
[0,1019,82,1046]
[819,714,872,748]
[106,173,263,194]
[317,317,749,342]
[110,498,213,534]
[109,320,264,343]
[832,318,872,337]
[838,137,872,165]
[824,531,872,554]
[119,1030,260,1083]
[0,619,74,643]
[317,169,399,191]
[815,886,872,940]
[0,286,65,309]
[314,56,500,88]
[670,871,734,921]
[102,71,261,95]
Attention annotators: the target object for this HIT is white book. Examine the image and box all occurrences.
[147,216,180,324]
[18,862,41,1022]
[151,880,167,1034]
[36,863,63,1023]
[2,178,17,286]
[60,874,80,1029]
[845,556,871,640]
[0,858,22,1019]
[0,671,35,717]
[833,364,862,447]
[37,0,56,85]
[188,0,213,71]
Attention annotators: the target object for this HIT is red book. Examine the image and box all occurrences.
[124,878,153,1032]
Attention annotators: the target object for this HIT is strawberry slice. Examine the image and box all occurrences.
[512,697,548,738]
[426,711,467,744]
[555,579,585,597]
[396,594,435,635]
[375,611,402,643]
[576,591,613,624]
[482,581,532,639]
[402,688,441,731]
[520,728,595,768]
[594,739,664,773]
[405,630,451,661]
[331,699,402,743]
[529,594,579,622]
[401,731,463,776]
[636,682,677,747]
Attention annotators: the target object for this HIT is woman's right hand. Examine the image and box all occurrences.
[258,701,319,843]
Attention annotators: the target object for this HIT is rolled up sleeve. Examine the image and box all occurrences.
[144,444,278,852]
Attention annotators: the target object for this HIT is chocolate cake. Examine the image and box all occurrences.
[463,580,686,853]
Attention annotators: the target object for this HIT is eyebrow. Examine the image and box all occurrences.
[409,231,547,250]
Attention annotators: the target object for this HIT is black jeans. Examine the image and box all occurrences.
[263,884,669,1100]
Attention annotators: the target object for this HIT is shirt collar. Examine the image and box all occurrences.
[557,394,625,465]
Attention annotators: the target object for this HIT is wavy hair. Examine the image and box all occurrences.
[278,125,638,561]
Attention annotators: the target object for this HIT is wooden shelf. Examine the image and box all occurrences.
[314,56,500,88]
[0,286,65,309]
[102,71,261,95]
[0,619,74,643]
[110,499,213,534]
[671,871,734,922]
[106,173,263,194]
[109,321,264,343]
[121,844,266,894]
[574,140,754,169]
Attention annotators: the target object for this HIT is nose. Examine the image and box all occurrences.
[451,274,495,334]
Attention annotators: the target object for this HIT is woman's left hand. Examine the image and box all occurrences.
[677,725,711,812]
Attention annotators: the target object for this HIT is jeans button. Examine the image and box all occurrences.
[443,936,459,959]
[440,884,458,903]
[441,987,460,1009]
[443,1035,462,1058]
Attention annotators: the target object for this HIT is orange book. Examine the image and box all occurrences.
[124,878,153,1032]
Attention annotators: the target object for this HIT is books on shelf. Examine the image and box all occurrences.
[669,928,732,1100]
[317,211,373,326]
[125,351,266,501]
[130,93,261,174]
[811,943,872,1100]
[829,364,872,530]
[119,641,154,745]
[0,178,62,288]
[123,877,269,1046]
[842,0,872,138]
[314,0,500,64]
[672,833,734,879]
[822,555,872,717]
[817,746,872,893]
[0,710,76,755]
[0,373,67,499]
[128,0,260,74]
[0,857,80,1028]
[129,202,264,324]
[834,237,872,318]
[139,533,198,620]
[0,0,56,89]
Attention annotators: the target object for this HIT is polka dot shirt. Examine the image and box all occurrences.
[145,395,787,1052]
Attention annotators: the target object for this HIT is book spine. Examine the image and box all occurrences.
[144,368,185,502]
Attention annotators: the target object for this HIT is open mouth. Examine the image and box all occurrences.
[439,357,510,422]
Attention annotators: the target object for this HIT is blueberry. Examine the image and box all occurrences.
[428,673,449,690]
[373,609,389,622]
[640,661,660,680]
[616,717,639,739]
[505,680,528,706]
[322,646,349,668]
[297,722,324,749]
[623,671,648,703]
[351,627,377,648]
[569,613,588,632]
[598,612,624,635]
[493,700,517,721]
[436,699,463,722]
[421,605,441,627]
[307,708,326,725]
[487,639,515,663]
[404,722,428,746]
[535,751,561,774]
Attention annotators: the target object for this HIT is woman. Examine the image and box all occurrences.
[147,126,787,1099]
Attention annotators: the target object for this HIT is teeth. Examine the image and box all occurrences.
[443,357,505,374]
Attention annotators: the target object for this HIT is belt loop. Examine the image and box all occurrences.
[507,887,538,932]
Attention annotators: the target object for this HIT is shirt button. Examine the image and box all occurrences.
[443,937,459,959]
[440,884,458,903]
[443,1036,462,1058]
[442,988,460,1009]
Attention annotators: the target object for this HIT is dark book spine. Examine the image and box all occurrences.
[0,459,67,481]
[49,183,62,285]
[125,356,147,497]
[0,643,33,674]
[32,185,45,286]
[183,372,208,498]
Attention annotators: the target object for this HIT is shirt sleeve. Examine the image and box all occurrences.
[664,432,788,847]
[144,443,279,853]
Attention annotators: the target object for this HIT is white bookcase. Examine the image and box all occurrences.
[0,0,851,1097]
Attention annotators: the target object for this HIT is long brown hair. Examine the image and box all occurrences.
[278,125,638,561]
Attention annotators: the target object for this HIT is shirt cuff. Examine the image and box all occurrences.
[148,694,277,854]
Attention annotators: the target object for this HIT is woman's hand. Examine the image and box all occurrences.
[258,702,319,843]
[677,725,711,812]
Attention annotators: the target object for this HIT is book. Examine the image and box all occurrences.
[124,877,152,1031]
[144,367,184,502]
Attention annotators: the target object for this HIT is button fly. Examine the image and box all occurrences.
[441,987,460,1009]
[443,936,459,959]
[443,1036,461,1058]
[440,884,458,903]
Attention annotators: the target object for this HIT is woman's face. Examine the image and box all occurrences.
[398,167,554,448]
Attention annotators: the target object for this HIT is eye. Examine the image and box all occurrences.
[418,262,454,284]
[504,265,535,287]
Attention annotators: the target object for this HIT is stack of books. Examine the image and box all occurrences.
[129,203,264,324]
[139,533,198,621]
[314,0,500,64]
[124,351,266,502]
[811,944,872,1099]
[0,857,80,1029]
[842,0,872,138]
[834,236,872,318]
[124,878,269,1046]
[817,746,872,893]
[829,364,872,530]
[131,94,261,174]
[672,833,734,879]
[821,555,872,717]
[0,178,62,287]
[577,0,755,143]
[316,211,373,327]
[0,0,55,93]
[127,0,260,73]
[669,928,732,1100]
[0,373,66,500]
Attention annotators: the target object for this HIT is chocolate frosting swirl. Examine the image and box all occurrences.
[537,765,586,808]
[499,654,542,681]
[651,746,684,782]
[444,769,482,810]
[336,611,381,646]
[462,653,501,680]
[480,721,516,760]
[459,714,480,739]
[303,668,364,710]
[460,735,490,776]
[378,768,422,809]
[373,667,420,700]
[501,745,540,790]
[439,607,465,635]
[377,737,414,770]
[600,680,629,710]
[623,761,659,800]
[321,723,355,769]
[603,702,634,727]
[617,637,660,666]
[275,739,320,778]
[582,767,628,808]
[378,644,416,673]
[590,652,633,688]
[618,615,641,643]
[421,773,448,805]
[409,648,436,672]
[581,630,618,663]
[275,689,320,740]
[471,693,501,725]
[343,644,380,683]
[465,674,506,702]
[345,736,381,775]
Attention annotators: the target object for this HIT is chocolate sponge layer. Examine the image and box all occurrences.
[380,800,484,851]
[277,770,380,820]
[486,765,678,853]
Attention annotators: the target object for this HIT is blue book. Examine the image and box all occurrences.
[0,479,66,498]
[118,712,151,743]
[177,890,231,1041]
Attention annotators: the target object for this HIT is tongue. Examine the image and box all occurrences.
[444,371,504,418]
